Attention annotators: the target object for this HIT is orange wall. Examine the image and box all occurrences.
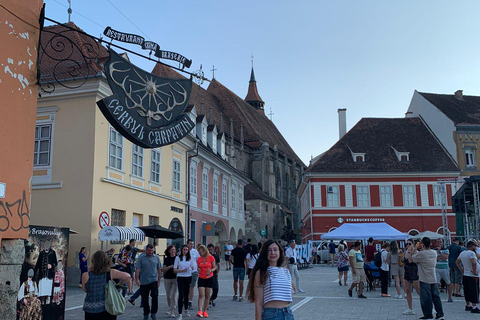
[0,0,43,242]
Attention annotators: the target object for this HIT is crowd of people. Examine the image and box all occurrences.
[331,236,480,320]
[78,235,480,320]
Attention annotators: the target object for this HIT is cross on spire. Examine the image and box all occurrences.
[268,108,274,121]
[251,53,254,68]
[211,65,217,79]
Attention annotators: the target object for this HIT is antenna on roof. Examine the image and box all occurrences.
[67,0,72,23]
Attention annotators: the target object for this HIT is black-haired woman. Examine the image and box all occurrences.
[246,244,259,278]
[82,250,130,320]
[174,245,195,320]
[247,240,294,320]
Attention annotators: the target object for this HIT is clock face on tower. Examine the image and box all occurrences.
[337,217,344,224]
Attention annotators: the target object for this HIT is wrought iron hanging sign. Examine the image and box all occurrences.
[103,27,192,69]
[97,50,195,148]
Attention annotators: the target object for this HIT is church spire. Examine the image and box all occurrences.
[245,64,265,114]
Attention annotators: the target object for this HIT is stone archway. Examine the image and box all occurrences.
[229,227,236,242]
[215,220,228,242]
[238,229,244,241]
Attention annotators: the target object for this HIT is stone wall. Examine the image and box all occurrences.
[0,240,25,320]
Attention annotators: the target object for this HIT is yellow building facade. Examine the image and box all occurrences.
[31,78,190,266]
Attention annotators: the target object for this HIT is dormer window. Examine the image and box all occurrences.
[465,146,476,168]
[391,147,409,162]
[196,115,208,146]
[349,147,365,163]
[202,126,207,145]
[217,133,226,160]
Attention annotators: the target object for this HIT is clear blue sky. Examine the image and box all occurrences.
[43,0,480,165]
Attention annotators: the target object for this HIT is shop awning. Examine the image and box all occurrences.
[320,222,408,241]
[98,226,145,242]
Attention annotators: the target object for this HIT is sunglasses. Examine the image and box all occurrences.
[407,243,413,246]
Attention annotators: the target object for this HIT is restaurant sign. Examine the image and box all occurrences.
[97,50,195,148]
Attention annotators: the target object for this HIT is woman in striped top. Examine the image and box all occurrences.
[247,240,294,320]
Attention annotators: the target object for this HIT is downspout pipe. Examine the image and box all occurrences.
[186,139,199,242]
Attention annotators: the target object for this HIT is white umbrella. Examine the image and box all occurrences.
[408,230,444,240]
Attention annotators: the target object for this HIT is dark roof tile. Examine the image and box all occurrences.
[418,91,480,125]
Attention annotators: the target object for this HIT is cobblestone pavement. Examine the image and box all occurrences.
[65,263,472,319]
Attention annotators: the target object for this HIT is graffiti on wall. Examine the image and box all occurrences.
[0,190,29,233]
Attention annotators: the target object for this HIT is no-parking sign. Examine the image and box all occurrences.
[99,211,110,229]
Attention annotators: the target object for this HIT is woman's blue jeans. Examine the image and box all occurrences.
[262,307,294,320]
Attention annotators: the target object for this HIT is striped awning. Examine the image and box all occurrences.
[98,226,145,242]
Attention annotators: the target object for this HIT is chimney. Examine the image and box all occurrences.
[338,108,347,139]
[454,90,464,101]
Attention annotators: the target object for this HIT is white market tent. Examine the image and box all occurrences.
[98,226,145,242]
[408,230,444,240]
[320,222,408,241]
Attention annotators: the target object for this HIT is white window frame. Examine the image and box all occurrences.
[327,186,339,207]
[380,185,393,207]
[403,185,416,207]
[34,124,53,167]
[222,179,228,206]
[172,159,181,191]
[238,185,244,214]
[109,127,124,171]
[356,185,370,207]
[190,163,197,195]
[465,147,476,168]
[231,182,237,210]
[213,173,219,203]
[150,149,161,184]
[433,185,445,207]
[131,144,144,177]
[202,168,209,200]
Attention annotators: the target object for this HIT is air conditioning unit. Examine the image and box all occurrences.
[327,186,334,193]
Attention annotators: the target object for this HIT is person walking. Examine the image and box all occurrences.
[174,245,195,320]
[247,245,259,279]
[214,243,220,257]
[435,239,452,302]
[247,240,294,320]
[448,237,464,297]
[328,240,336,267]
[456,240,480,314]
[225,240,233,270]
[196,245,216,318]
[230,239,248,301]
[347,241,367,298]
[387,241,404,299]
[188,239,200,310]
[336,244,349,286]
[135,244,162,320]
[127,239,144,295]
[81,250,130,320]
[116,245,133,297]
[285,240,304,293]
[379,242,390,297]
[207,244,221,308]
[402,240,420,315]
[163,245,178,318]
[411,237,444,320]
[79,247,89,288]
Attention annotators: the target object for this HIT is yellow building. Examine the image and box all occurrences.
[31,24,190,267]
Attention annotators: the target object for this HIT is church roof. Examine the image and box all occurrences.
[151,63,303,165]
[418,91,480,126]
[307,117,458,173]
[244,67,264,103]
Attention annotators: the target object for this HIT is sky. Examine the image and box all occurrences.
[42,0,480,165]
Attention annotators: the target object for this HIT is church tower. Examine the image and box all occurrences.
[245,67,265,114]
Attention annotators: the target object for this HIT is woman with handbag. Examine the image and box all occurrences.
[82,250,130,320]
[387,241,405,299]
[336,245,349,286]
[247,240,294,320]
[162,245,178,318]
[174,245,195,320]
[196,245,216,318]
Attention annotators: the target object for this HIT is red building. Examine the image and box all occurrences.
[299,117,460,241]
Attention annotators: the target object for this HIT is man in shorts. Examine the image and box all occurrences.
[328,240,336,267]
[229,239,247,301]
[456,240,479,313]
[187,239,199,310]
[225,240,233,270]
[347,241,367,298]
[435,239,452,302]
[448,237,463,297]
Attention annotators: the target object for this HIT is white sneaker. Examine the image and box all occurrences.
[177,315,183,320]
[185,310,190,317]
[171,311,176,318]
[298,289,305,293]
[402,309,415,315]
[395,294,403,299]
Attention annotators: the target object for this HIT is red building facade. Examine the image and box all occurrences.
[299,117,460,241]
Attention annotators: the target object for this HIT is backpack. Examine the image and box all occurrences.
[373,251,382,268]
[398,251,405,267]
[104,272,126,316]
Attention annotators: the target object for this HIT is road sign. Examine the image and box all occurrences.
[99,211,110,229]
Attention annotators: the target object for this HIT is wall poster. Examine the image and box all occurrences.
[18,225,70,320]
